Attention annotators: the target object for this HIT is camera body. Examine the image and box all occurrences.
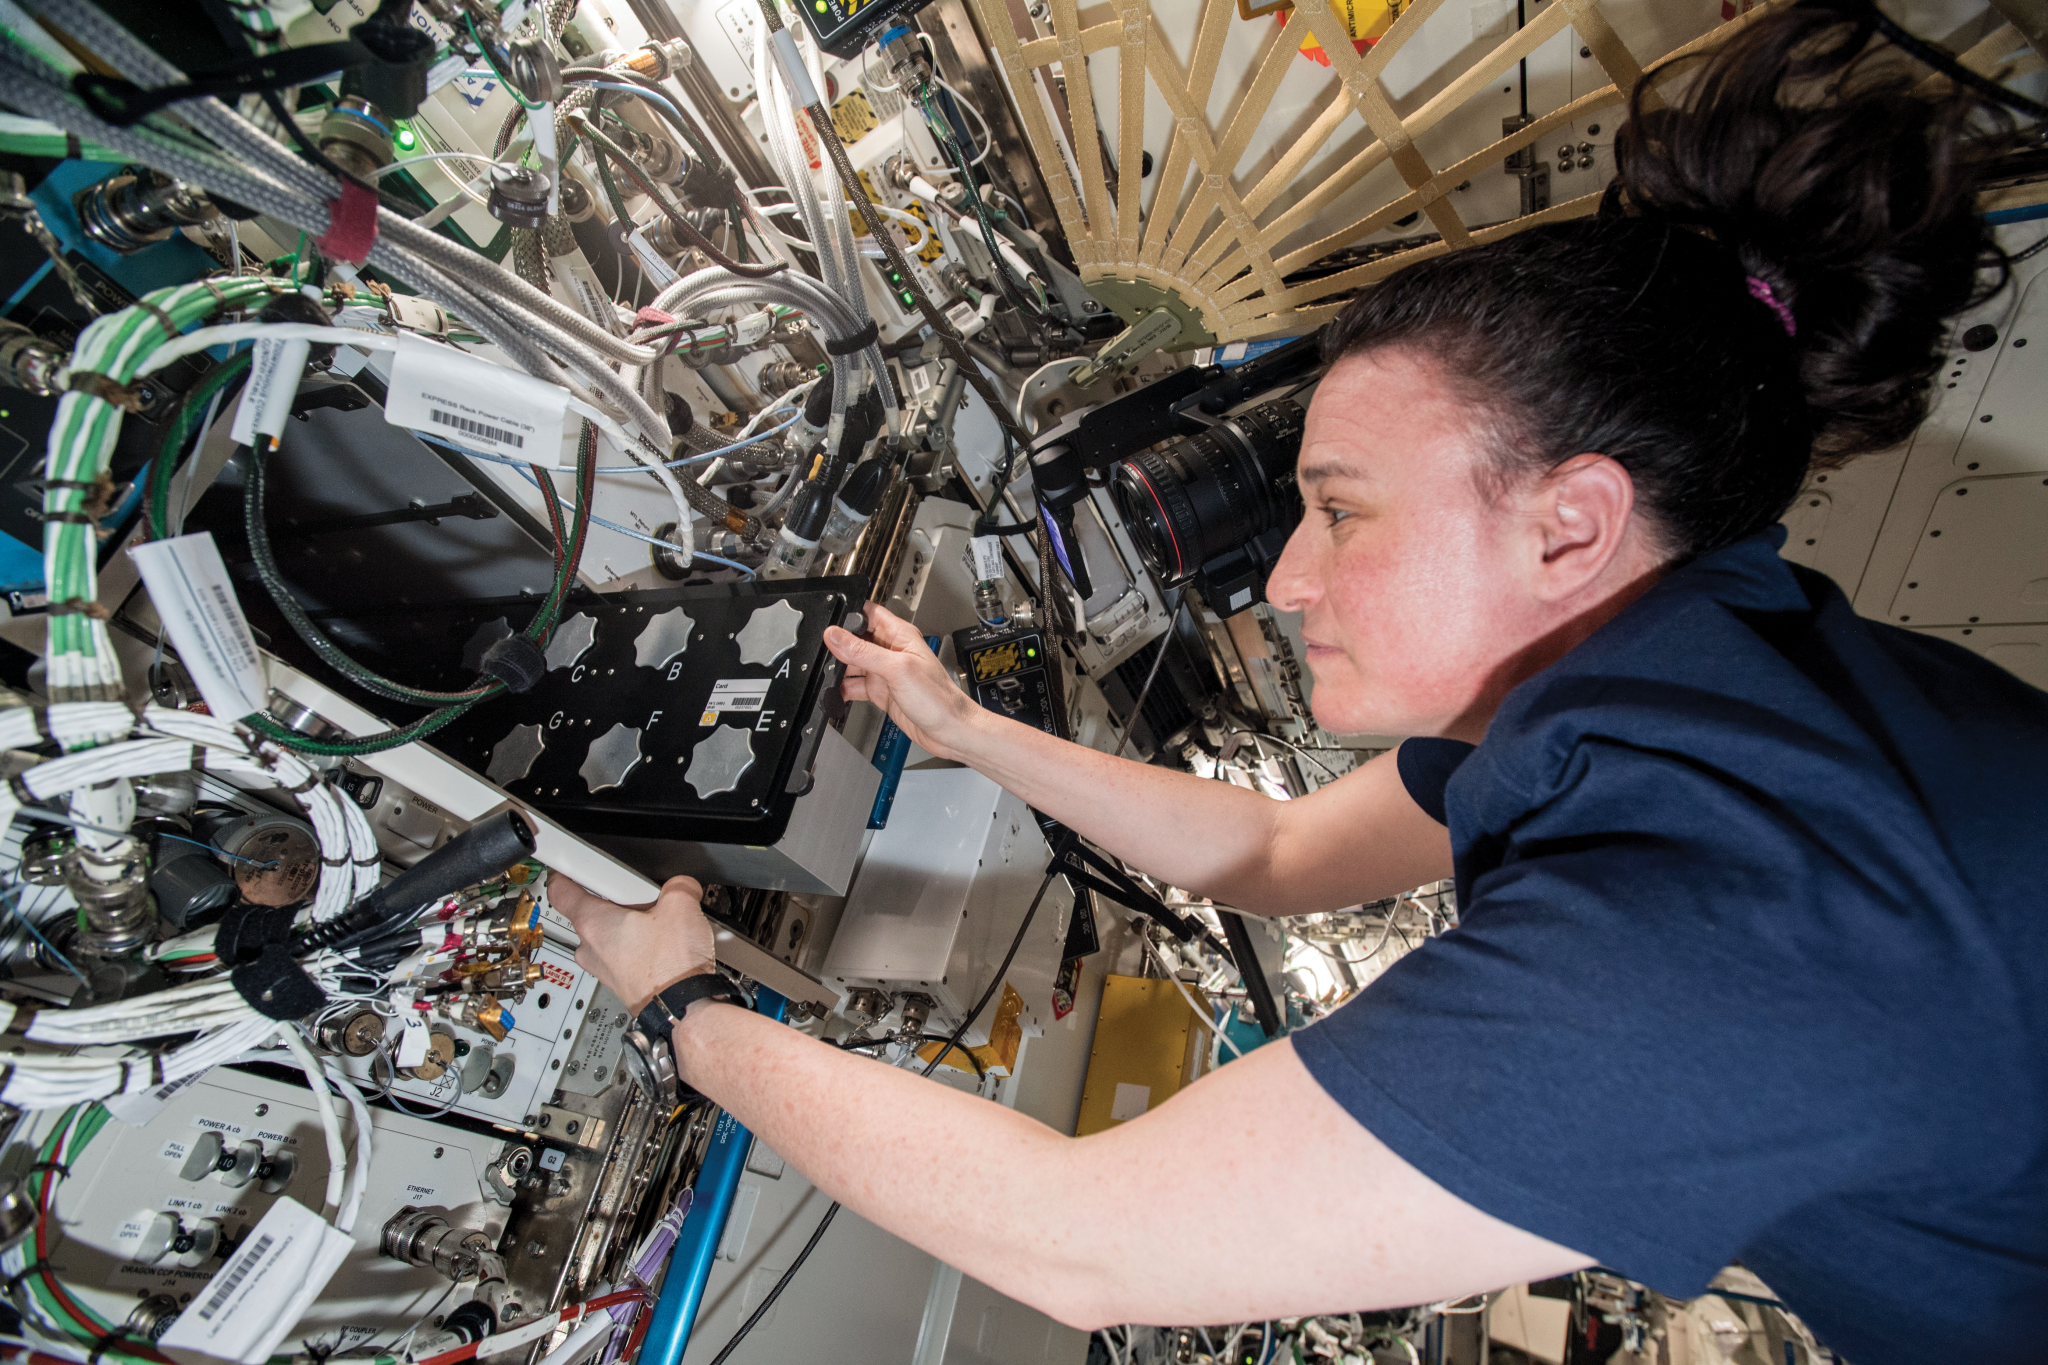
[1026,334,1320,617]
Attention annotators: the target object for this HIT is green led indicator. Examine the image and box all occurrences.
[394,124,417,151]
[901,292,915,307]
[815,1,825,8]
[1026,647,1037,657]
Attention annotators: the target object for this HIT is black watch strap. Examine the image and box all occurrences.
[637,972,745,1043]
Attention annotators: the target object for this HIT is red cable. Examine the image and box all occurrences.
[415,1292,647,1365]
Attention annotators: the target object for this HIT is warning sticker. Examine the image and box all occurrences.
[699,678,770,726]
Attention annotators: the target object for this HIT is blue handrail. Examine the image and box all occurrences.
[638,987,788,1365]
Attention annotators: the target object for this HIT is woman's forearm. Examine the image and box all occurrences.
[945,713,1452,915]
[944,706,1296,909]
[672,1002,1096,1323]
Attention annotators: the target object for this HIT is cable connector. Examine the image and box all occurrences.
[478,635,547,694]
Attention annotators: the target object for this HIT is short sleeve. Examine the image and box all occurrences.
[1395,738,1474,825]
[1292,740,2030,1295]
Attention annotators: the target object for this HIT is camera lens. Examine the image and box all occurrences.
[1109,399,1306,587]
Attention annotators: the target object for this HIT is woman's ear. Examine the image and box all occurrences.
[1526,453,1637,597]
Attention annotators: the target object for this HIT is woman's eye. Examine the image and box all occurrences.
[1321,505,1353,525]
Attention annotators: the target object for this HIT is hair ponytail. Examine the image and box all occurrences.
[1321,0,2015,561]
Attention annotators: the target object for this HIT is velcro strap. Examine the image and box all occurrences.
[41,511,95,525]
[215,904,297,965]
[46,598,110,619]
[231,943,327,1020]
[316,180,380,265]
[133,297,177,338]
[823,320,879,357]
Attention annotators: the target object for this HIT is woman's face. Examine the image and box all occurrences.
[1266,348,1584,741]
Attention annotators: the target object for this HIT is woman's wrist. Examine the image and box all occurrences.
[630,959,717,1016]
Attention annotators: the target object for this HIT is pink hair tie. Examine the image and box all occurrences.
[1746,275,1796,338]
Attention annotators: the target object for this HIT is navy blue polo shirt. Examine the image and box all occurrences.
[1291,528,2048,1365]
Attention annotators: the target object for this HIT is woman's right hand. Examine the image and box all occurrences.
[824,602,984,761]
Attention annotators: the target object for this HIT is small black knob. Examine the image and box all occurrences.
[488,168,553,230]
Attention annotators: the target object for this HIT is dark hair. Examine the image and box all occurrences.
[1319,0,2010,561]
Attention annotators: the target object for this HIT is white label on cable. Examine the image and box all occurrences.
[627,227,682,289]
[129,533,269,720]
[158,1195,354,1365]
[970,534,1005,583]
[384,336,570,466]
[228,336,309,446]
[531,103,560,217]
[396,1013,431,1067]
[104,1068,206,1127]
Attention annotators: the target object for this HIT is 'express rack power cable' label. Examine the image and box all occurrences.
[384,336,571,465]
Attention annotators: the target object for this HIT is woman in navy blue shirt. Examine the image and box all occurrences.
[552,3,2048,1361]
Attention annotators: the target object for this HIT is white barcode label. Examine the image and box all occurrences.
[102,1068,206,1126]
[229,336,309,446]
[699,677,770,725]
[159,1196,353,1364]
[970,534,1005,583]
[906,363,933,395]
[384,335,570,465]
[198,1232,272,1319]
[129,533,269,720]
[429,407,525,448]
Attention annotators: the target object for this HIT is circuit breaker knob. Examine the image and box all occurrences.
[178,1132,225,1182]
[258,1149,298,1195]
[136,1213,178,1264]
[219,1140,263,1188]
[218,1140,293,1192]
[0,1177,32,1252]
[177,1219,222,1268]
[136,1214,219,1268]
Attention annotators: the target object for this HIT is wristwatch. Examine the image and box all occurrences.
[635,971,747,1045]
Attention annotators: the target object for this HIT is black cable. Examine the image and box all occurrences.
[835,1033,988,1080]
[1111,596,1183,761]
[705,864,1062,1365]
[571,114,784,279]
[244,441,500,708]
[917,1033,988,1080]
